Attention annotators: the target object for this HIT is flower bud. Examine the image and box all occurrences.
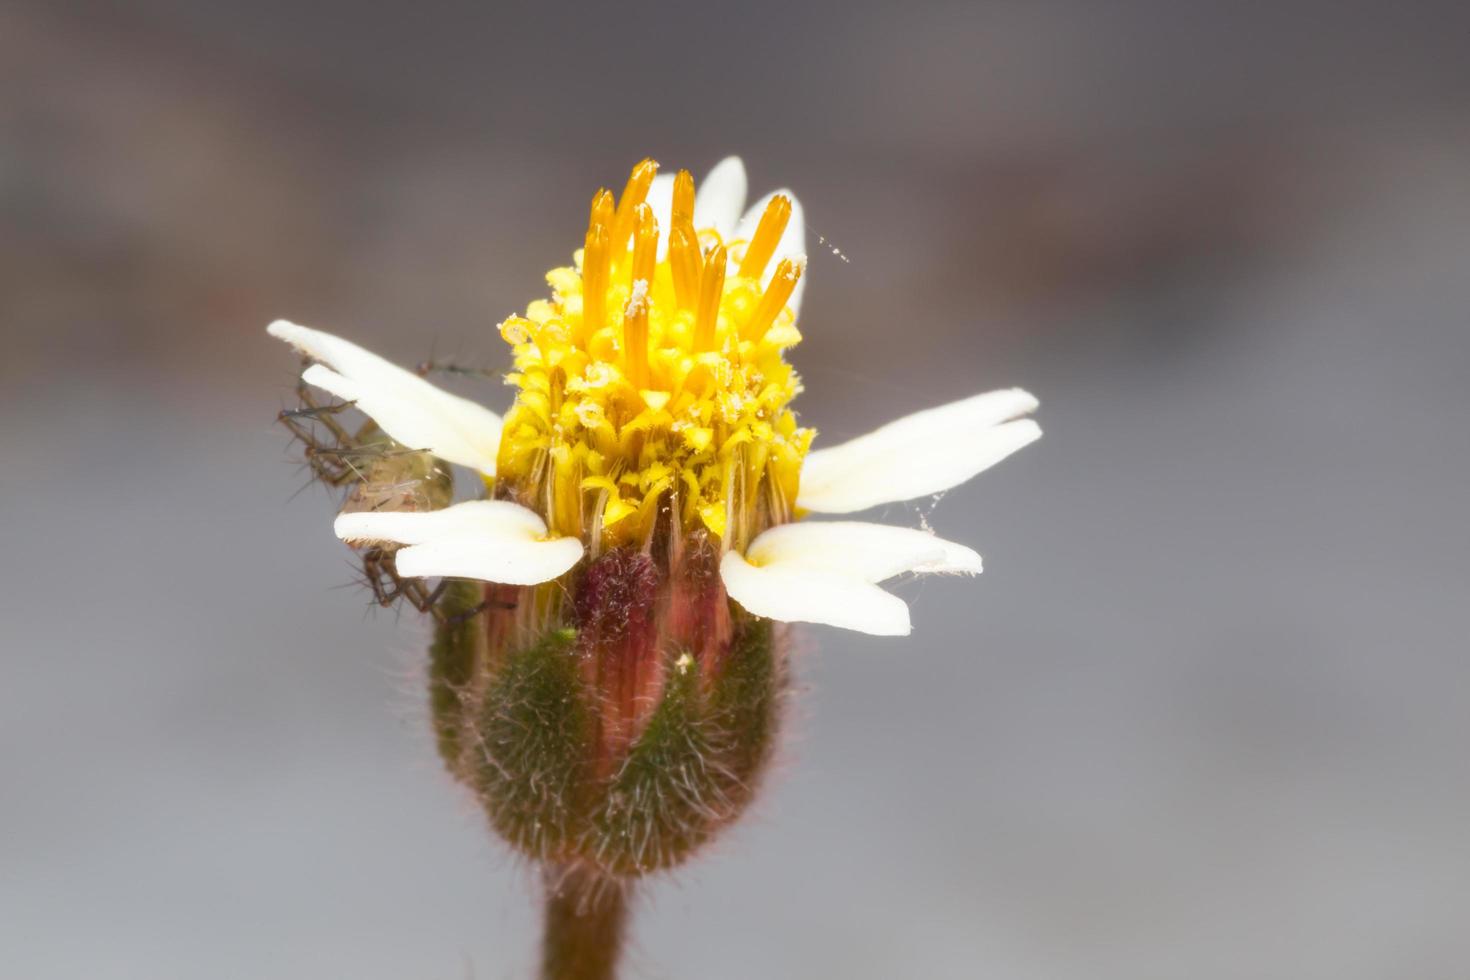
[427,531,784,880]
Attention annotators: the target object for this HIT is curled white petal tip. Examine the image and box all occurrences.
[268,318,311,342]
[299,363,358,403]
[1008,417,1044,447]
[922,538,984,576]
[990,386,1040,416]
[797,388,1042,514]
[333,500,581,586]
[268,319,503,476]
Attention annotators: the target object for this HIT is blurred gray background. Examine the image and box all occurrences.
[2,1,1468,978]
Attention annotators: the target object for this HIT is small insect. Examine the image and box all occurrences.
[279,372,490,619]
[358,545,447,616]
[277,385,364,487]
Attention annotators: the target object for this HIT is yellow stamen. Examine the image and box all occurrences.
[580,190,615,345]
[669,226,702,311]
[623,203,658,389]
[671,169,696,228]
[611,158,659,265]
[548,365,565,416]
[737,194,791,280]
[497,159,814,549]
[581,228,609,343]
[551,446,583,537]
[693,243,727,353]
[589,187,615,232]
[669,169,703,310]
[742,258,804,343]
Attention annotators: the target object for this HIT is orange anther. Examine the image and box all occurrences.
[737,195,791,280]
[622,204,658,388]
[742,258,803,343]
[611,158,659,264]
[671,169,696,227]
[693,244,727,352]
[580,225,610,344]
[669,225,703,311]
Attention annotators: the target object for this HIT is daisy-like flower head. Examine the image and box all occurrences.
[272,156,1042,893]
[271,156,1040,639]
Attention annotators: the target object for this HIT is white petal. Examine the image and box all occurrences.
[693,156,747,239]
[720,550,911,636]
[798,390,1041,514]
[646,172,676,259]
[334,499,582,586]
[269,320,502,475]
[745,521,981,583]
[724,519,982,636]
[396,537,584,586]
[334,499,547,546]
[300,363,360,403]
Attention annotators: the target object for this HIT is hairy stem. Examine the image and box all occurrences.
[540,868,629,980]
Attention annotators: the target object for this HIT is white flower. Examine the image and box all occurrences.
[271,156,1040,637]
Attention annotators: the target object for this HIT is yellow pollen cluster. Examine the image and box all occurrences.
[495,159,814,550]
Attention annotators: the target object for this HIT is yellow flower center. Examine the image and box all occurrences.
[494,159,814,551]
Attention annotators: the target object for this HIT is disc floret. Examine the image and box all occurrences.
[494,159,813,555]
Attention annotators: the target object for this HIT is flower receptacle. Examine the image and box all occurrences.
[427,542,785,882]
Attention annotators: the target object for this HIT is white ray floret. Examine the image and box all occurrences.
[334,498,546,544]
[744,521,982,578]
[797,389,1041,514]
[269,320,503,476]
[720,558,912,636]
[335,500,583,586]
[646,172,677,258]
[692,156,749,240]
[720,521,982,636]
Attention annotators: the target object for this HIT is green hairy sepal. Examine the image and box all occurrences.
[427,585,782,880]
